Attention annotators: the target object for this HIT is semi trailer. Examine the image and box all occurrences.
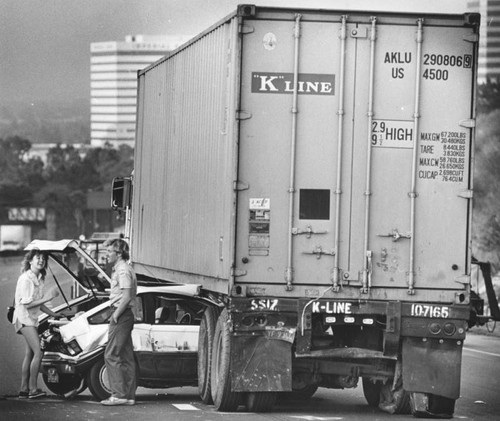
[112,5,480,417]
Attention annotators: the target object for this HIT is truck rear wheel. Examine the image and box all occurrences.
[246,392,277,412]
[211,308,241,411]
[198,306,219,404]
[410,392,455,418]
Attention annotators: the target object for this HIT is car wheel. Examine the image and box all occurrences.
[87,359,112,401]
[42,373,86,398]
[197,306,219,404]
[210,308,241,411]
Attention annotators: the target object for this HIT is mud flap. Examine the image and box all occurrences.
[230,334,292,392]
[402,337,462,399]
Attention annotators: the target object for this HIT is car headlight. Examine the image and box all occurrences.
[66,340,83,356]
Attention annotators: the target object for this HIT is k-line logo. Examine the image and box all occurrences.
[252,72,335,95]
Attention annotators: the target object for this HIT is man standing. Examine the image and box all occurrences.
[101,239,137,406]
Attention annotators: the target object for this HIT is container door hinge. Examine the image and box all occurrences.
[463,33,479,43]
[232,268,247,277]
[459,118,475,128]
[236,110,252,120]
[233,180,249,191]
[239,24,255,35]
[350,27,368,38]
[458,189,473,199]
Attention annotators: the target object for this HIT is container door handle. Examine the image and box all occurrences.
[303,245,335,259]
[292,225,328,238]
[377,229,411,242]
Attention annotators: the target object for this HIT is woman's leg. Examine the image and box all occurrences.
[20,326,43,393]
[20,337,34,392]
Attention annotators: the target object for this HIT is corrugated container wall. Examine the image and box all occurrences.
[132,16,239,286]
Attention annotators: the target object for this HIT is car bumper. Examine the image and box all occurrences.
[41,346,105,376]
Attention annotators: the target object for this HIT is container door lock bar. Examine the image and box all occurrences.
[292,225,328,238]
[377,229,411,242]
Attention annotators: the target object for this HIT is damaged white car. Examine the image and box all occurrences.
[28,240,215,400]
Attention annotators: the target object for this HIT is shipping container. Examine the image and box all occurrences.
[114,5,480,417]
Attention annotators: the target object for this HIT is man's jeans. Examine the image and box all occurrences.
[104,308,136,399]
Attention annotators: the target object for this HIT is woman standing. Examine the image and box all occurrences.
[12,248,60,399]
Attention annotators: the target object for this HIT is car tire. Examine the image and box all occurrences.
[42,373,86,398]
[198,306,219,404]
[210,308,241,411]
[87,359,112,401]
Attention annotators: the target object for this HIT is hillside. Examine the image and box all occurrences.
[0,98,90,144]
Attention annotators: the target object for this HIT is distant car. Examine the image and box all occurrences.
[26,240,215,400]
[1,240,22,251]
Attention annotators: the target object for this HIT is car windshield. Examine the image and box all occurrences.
[44,248,109,309]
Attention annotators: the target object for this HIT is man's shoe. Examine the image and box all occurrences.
[28,389,46,399]
[18,391,29,399]
[101,396,129,406]
[126,399,135,405]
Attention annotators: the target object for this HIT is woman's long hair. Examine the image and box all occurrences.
[21,249,48,278]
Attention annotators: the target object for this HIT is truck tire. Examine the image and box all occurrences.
[246,392,277,412]
[42,373,86,397]
[410,393,455,418]
[362,377,383,407]
[198,306,219,404]
[86,359,112,401]
[210,308,241,411]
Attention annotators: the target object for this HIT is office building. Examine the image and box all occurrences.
[90,35,190,147]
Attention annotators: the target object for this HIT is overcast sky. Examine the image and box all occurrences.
[0,0,466,103]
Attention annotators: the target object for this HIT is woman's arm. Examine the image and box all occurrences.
[40,303,59,318]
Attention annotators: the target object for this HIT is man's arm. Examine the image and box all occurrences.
[111,287,132,323]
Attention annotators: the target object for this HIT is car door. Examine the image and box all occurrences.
[134,294,199,382]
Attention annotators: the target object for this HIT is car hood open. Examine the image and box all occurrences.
[25,239,112,292]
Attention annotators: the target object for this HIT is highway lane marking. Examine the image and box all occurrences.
[290,417,343,420]
[463,346,500,358]
[173,403,199,410]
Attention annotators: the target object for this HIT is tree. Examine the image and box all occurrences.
[472,109,500,268]
[83,143,134,187]
[0,136,45,206]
